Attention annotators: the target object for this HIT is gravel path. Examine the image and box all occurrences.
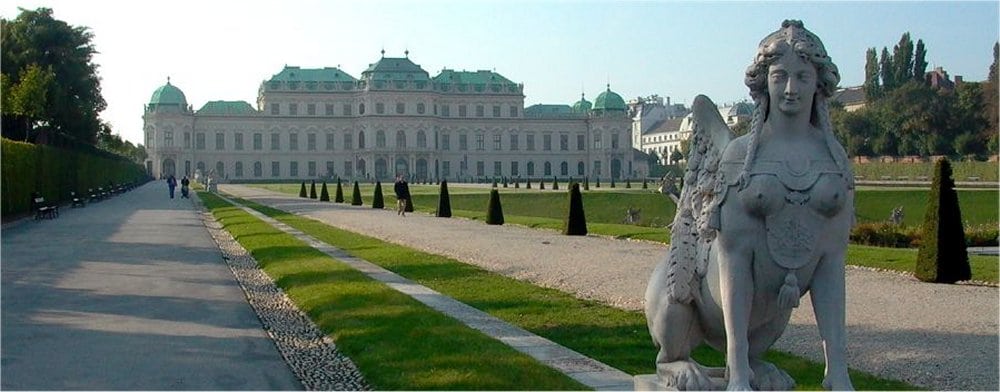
[221,184,999,391]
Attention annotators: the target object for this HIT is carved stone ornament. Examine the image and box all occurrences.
[641,20,855,391]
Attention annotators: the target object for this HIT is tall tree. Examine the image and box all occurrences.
[1,7,106,145]
[892,33,915,84]
[7,63,55,140]
[913,39,929,83]
[864,47,882,100]
[880,47,896,91]
[984,42,1000,154]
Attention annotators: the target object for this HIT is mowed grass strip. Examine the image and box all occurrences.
[198,192,586,390]
[229,196,916,390]
[250,183,997,283]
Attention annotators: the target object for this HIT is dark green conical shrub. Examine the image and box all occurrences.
[564,183,587,236]
[320,182,330,201]
[351,181,363,206]
[299,182,307,198]
[335,179,344,203]
[540,181,545,190]
[492,180,498,188]
[310,180,318,199]
[642,179,648,189]
[626,178,631,188]
[486,189,504,225]
[915,158,971,283]
[437,180,452,217]
[610,177,616,188]
[596,178,601,188]
[552,177,558,190]
[503,178,508,188]
[584,178,590,191]
[373,181,385,209]
[514,178,519,189]
[526,179,532,189]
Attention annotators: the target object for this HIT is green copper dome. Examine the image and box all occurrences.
[593,85,626,111]
[572,93,592,112]
[149,78,187,107]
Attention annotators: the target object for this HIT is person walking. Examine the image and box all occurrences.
[167,175,177,199]
[393,175,411,216]
[180,176,190,198]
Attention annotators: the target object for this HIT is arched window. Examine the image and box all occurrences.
[253,162,262,177]
[416,130,427,148]
[216,161,225,177]
[396,130,406,148]
[235,162,244,177]
[527,161,535,176]
[359,103,366,115]
[358,131,366,149]
[577,161,585,175]
[376,130,386,148]
[544,161,551,176]
[560,161,568,176]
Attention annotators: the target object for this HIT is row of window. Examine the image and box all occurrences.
[156,130,623,152]
[180,159,615,179]
[267,101,520,118]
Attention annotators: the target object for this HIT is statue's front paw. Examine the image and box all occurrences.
[751,360,795,390]
[725,380,753,391]
[657,361,716,390]
[822,375,854,391]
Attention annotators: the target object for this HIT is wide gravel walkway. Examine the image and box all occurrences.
[222,184,999,391]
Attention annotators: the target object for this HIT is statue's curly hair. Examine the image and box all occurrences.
[737,20,851,189]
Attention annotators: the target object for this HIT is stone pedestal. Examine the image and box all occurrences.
[633,374,726,391]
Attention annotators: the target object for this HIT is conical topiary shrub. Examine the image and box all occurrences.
[335,179,345,203]
[299,182,308,198]
[526,179,532,189]
[552,177,559,190]
[310,180,318,199]
[373,181,385,209]
[503,178,508,188]
[540,181,545,190]
[320,182,330,201]
[596,178,601,188]
[437,180,452,217]
[584,178,590,191]
[486,189,504,225]
[915,158,971,283]
[492,180,498,188]
[351,181,363,206]
[564,183,587,235]
[514,178,520,189]
[626,178,631,188]
[642,179,648,189]
[610,177,616,188]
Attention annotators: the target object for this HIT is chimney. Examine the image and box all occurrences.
[955,75,963,85]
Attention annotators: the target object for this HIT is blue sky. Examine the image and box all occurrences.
[3,0,998,145]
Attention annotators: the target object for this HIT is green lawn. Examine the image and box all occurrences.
[848,244,997,283]
[224,195,917,390]
[199,192,586,390]
[853,161,999,182]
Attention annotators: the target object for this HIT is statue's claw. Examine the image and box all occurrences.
[657,361,718,390]
[751,360,795,390]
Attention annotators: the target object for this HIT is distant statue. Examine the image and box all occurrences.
[657,172,681,204]
[890,206,904,225]
[624,207,642,224]
[643,20,855,391]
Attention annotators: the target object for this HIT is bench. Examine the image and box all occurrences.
[967,176,981,182]
[32,196,59,220]
[70,191,86,208]
[88,188,101,202]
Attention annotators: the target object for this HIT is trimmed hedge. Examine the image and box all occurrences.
[564,183,587,235]
[437,180,452,217]
[299,182,307,198]
[486,189,504,225]
[351,181,363,206]
[1,138,147,218]
[916,159,971,283]
[310,180,317,199]
[335,179,345,203]
[373,181,385,209]
[319,182,330,201]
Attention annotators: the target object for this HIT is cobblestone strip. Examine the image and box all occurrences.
[215,193,634,391]
[196,196,369,391]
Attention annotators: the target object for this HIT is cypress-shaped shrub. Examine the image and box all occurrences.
[596,178,601,188]
[610,177,616,188]
[299,182,308,197]
[492,180,498,188]
[486,189,504,225]
[310,180,318,199]
[915,158,971,283]
[514,178,519,189]
[642,179,648,189]
[372,181,385,209]
[526,179,532,189]
[503,178,508,188]
[584,178,590,191]
[319,182,330,201]
[626,178,632,188]
[564,183,587,235]
[540,181,545,190]
[552,177,559,190]
[335,179,345,203]
[437,180,452,217]
[351,181,363,206]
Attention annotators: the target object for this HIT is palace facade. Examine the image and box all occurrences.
[143,54,640,182]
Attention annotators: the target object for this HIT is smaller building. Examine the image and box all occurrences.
[831,86,866,112]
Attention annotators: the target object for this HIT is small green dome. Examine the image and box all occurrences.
[593,85,626,111]
[572,93,592,112]
[149,78,187,107]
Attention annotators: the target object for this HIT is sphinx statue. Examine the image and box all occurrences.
[643,20,855,391]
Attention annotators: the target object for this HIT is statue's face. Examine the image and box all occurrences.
[767,51,817,117]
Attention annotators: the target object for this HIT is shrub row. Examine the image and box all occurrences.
[853,161,998,182]
[850,221,998,248]
[1,138,148,217]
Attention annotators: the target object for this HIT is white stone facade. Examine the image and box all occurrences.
[144,57,639,182]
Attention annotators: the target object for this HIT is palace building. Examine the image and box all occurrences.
[143,53,641,182]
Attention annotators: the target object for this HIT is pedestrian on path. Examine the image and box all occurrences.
[393,175,411,216]
[167,175,177,199]
[180,176,190,198]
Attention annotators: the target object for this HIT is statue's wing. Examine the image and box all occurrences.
[664,95,734,303]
